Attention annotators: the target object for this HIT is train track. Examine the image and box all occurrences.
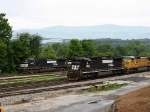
[1,71,149,98]
[0,78,68,93]
[0,81,104,98]
[0,72,112,93]
[0,71,66,81]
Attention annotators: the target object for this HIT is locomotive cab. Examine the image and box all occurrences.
[71,59,89,70]
[18,58,37,74]
[67,58,91,80]
[19,58,35,67]
[123,56,140,73]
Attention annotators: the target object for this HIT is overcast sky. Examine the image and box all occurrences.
[1,0,150,30]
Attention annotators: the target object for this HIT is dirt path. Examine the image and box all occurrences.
[109,86,150,112]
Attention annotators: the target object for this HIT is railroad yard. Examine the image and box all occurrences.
[0,71,149,112]
[1,2,150,112]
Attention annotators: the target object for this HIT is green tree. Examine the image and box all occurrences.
[124,41,145,56]
[0,13,14,73]
[58,44,68,58]
[115,46,128,56]
[0,40,7,70]
[80,39,96,56]
[16,32,43,58]
[51,43,61,57]
[29,34,42,58]
[68,39,84,58]
[0,13,12,43]
[40,45,57,58]
[12,37,31,65]
[144,45,150,56]
[136,44,147,56]
[96,44,115,56]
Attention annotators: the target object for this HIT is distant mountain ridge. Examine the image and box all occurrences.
[13,24,150,42]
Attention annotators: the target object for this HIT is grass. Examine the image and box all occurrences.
[0,75,64,86]
[88,83,128,93]
[0,71,18,77]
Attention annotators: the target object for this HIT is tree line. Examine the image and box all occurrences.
[93,38,150,47]
[1,13,150,73]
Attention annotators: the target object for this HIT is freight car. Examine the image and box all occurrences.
[67,56,124,80]
[18,58,67,74]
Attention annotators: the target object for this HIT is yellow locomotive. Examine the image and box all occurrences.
[123,56,150,73]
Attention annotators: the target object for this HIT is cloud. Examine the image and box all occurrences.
[1,0,150,30]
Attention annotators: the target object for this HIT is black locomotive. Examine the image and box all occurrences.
[18,58,67,74]
[18,56,150,81]
[67,57,124,80]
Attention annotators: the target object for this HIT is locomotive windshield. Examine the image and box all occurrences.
[23,59,28,63]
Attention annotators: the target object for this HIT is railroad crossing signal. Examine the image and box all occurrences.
[0,107,4,112]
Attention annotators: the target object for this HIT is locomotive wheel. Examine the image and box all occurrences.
[67,71,81,81]
[111,71,116,76]
[124,68,129,74]
[121,69,125,74]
